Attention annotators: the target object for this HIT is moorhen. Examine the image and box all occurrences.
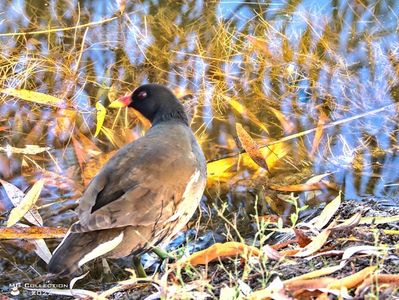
[48,84,207,276]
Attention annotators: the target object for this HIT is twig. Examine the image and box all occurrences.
[0,16,118,37]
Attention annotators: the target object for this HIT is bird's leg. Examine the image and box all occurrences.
[152,247,171,260]
[133,256,147,278]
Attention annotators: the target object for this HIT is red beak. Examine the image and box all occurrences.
[108,94,132,108]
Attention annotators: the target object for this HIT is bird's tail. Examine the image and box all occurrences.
[48,228,124,277]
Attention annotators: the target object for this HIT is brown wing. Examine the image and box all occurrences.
[73,125,199,232]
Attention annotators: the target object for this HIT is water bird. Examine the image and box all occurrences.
[48,84,207,276]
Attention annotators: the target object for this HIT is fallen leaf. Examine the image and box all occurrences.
[71,136,86,170]
[355,273,399,297]
[313,193,341,230]
[236,123,269,171]
[0,88,64,107]
[340,246,385,267]
[100,126,119,147]
[0,226,67,239]
[284,265,343,284]
[331,212,362,232]
[294,228,331,257]
[0,179,42,226]
[178,242,260,266]
[7,179,44,227]
[303,173,332,203]
[0,144,51,155]
[206,157,236,182]
[12,223,53,263]
[293,229,312,247]
[328,266,377,289]
[95,102,106,137]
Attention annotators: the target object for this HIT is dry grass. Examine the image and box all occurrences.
[0,0,398,299]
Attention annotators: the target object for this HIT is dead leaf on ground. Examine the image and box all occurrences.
[331,212,362,232]
[355,274,399,297]
[312,193,341,230]
[293,229,312,247]
[0,226,67,239]
[7,179,44,227]
[0,179,43,226]
[294,228,331,257]
[177,242,261,266]
[327,266,377,289]
[0,144,51,155]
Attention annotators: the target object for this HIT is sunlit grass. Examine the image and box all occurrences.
[0,0,398,298]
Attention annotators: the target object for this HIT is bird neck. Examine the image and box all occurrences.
[152,106,189,126]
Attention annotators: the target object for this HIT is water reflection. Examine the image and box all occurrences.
[0,0,398,245]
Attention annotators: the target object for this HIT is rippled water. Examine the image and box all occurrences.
[0,0,398,292]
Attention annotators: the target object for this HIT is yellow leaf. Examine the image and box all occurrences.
[0,88,64,107]
[236,123,269,171]
[313,193,341,230]
[206,143,289,184]
[327,266,377,289]
[0,179,43,226]
[95,102,106,137]
[7,179,44,227]
[206,157,236,183]
[294,228,331,257]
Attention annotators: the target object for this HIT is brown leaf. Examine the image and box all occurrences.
[236,123,269,171]
[293,229,312,248]
[0,226,67,239]
[178,242,260,266]
[294,228,331,257]
[285,277,336,293]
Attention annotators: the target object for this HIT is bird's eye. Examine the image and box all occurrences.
[137,91,147,100]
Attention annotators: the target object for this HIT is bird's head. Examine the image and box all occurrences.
[110,84,188,125]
